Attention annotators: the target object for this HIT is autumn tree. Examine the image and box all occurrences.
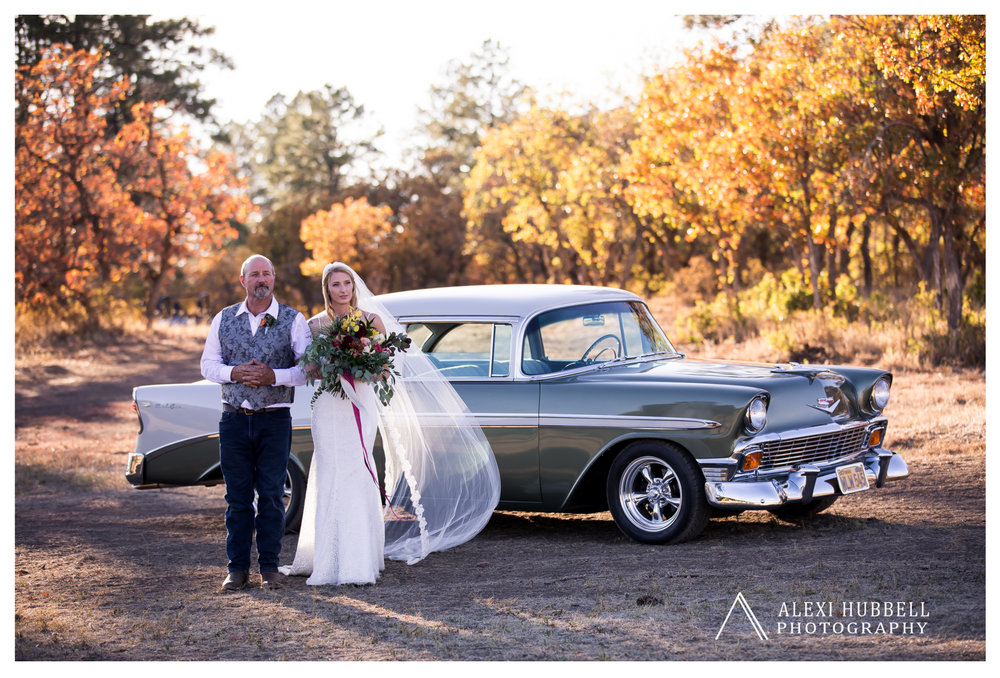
[16,45,142,317]
[843,15,985,334]
[624,42,753,293]
[350,170,468,292]
[466,101,649,287]
[628,17,886,306]
[16,45,253,326]
[117,102,250,326]
[299,197,393,290]
[731,18,874,308]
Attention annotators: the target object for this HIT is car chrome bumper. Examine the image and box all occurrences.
[126,452,152,488]
[704,449,908,510]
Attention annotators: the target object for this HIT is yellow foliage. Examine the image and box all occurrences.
[300,197,393,277]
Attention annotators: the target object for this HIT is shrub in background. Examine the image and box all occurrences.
[668,267,984,369]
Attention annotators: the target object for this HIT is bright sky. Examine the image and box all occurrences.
[186,0,702,168]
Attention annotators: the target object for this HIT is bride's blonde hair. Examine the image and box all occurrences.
[321,262,359,320]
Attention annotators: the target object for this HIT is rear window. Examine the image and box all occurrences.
[404,322,512,378]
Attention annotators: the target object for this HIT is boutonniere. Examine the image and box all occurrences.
[259,314,276,335]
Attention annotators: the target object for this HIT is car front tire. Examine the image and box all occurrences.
[606,441,709,544]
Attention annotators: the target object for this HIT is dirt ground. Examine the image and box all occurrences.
[13,326,986,661]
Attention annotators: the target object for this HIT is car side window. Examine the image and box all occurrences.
[404,322,512,379]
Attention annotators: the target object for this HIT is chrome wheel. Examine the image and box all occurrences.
[618,455,683,533]
[606,441,709,544]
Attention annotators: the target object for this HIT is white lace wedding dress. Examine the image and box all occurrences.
[279,262,502,586]
[279,381,385,585]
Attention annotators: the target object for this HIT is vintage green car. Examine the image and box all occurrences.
[127,284,908,544]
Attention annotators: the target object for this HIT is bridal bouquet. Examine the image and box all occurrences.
[300,308,412,407]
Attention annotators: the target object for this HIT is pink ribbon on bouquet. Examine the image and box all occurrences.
[342,373,400,519]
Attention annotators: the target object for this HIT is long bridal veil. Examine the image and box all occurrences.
[329,262,501,565]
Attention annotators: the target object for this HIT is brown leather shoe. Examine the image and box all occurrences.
[260,570,286,589]
[221,571,248,592]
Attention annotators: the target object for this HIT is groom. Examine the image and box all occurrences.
[200,254,311,591]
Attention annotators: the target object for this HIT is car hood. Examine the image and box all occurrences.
[565,357,886,432]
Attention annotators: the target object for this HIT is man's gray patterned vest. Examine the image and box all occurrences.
[218,302,297,409]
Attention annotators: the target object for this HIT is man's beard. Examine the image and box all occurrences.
[252,284,271,299]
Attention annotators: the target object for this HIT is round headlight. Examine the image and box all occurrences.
[870,376,891,411]
[745,396,768,434]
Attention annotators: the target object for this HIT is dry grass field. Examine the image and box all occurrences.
[13,322,986,661]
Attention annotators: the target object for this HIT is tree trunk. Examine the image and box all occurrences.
[860,217,873,297]
[826,208,838,281]
[924,208,944,311]
[145,267,167,330]
[941,222,964,338]
[840,221,854,280]
[806,237,823,310]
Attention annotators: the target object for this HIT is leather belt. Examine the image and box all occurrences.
[223,403,272,416]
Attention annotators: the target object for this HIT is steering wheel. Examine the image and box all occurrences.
[581,334,622,362]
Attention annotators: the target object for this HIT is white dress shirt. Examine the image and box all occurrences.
[200,296,312,409]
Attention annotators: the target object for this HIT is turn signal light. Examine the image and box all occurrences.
[867,428,884,447]
[741,450,762,471]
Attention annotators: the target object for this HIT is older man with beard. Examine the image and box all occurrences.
[200,254,311,591]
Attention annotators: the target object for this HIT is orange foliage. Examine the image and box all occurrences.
[299,197,393,278]
[15,45,141,310]
[15,45,254,322]
[116,102,249,322]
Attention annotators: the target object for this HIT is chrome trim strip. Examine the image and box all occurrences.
[539,413,721,430]
[736,451,865,480]
[387,412,720,430]
[522,364,606,381]
[698,458,739,469]
[395,315,521,323]
[477,415,537,428]
[379,412,536,428]
[522,353,684,382]
[489,323,500,378]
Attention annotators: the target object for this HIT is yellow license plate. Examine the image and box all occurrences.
[836,462,870,494]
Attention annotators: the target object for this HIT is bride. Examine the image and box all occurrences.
[280,262,500,585]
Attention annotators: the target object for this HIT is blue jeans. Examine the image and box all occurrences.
[218,408,292,573]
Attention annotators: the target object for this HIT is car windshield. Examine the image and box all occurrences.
[521,301,676,375]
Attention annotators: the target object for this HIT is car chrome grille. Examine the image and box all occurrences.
[759,424,869,470]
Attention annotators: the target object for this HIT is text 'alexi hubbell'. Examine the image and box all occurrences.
[776,600,930,636]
